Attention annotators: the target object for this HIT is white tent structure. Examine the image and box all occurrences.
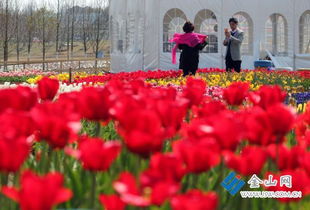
[109,0,310,72]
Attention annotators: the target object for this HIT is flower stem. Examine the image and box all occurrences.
[94,121,101,137]
[276,136,280,171]
[90,171,97,209]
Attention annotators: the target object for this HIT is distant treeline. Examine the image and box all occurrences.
[0,0,109,67]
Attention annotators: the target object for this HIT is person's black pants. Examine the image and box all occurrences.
[225,56,242,73]
[182,68,197,77]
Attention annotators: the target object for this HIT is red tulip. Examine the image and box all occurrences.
[267,144,305,171]
[33,97,81,123]
[117,110,166,157]
[108,82,171,157]
[171,190,218,210]
[110,94,144,123]
[57,91,81,117]
[249,85,286,109]
[301,152,310,177]
[154,99,188,138]
[224,146,267,176]
[0,111,35,173]
[66,136,121,171]
[182,77,207,107]
[151,85,179,100]
[294,106,310,147]
[173,138,221,174]
[267,103,295,137]
[0,86,37,113]
[36,117,77,148]
[193,101,227,118]
[223,82,249,106]
[78,137,121,171]
[296,130,310,148]
[150,181,180,206]
[31,102,80,148]
[78,87,111,121]
[206,112,243,151]
[0,137,30,173]
[113,172,179,207]
[295,121,308,139]
[243,107,276,145]
[299,102,310,127]
[1,171,72,210]
[182,111,242,151]
[300,130,310,148]
[99,194,126,210]
[141,153,186,186]
[37,77,60,101]
[0,111,35,140]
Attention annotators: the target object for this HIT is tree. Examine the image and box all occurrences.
[14,0,21,61]
[91,0,109,67]
[81,6,93,56]
[66,2,70,60]
[55,0,63,58]
[34,5,57,68]
[25,1,36,61]
[70,0,76,57]
[3,0,9,68]
[0,0,3,61]
[0,0,17,69]
[0,0,110,63]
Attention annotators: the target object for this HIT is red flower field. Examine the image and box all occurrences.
[0,75,309,210]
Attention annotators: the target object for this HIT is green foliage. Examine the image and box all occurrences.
[0,76,33,83]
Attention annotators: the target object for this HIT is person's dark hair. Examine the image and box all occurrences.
[183,21,195,33]
[229,17,238,24]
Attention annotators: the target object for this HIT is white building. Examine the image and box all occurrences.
[109,0,310,72]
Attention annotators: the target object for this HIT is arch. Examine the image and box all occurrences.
[163,8,187,52]
[233,11,254,55]
[264,13,288,56]
[194,9,218,53]
[299,10,310,54]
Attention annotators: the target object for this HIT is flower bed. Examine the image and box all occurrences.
[72,69,310,92]
[2,68,310,112]
[5,68,308,93]
[0,70,56,83]
[0,77,309,210]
